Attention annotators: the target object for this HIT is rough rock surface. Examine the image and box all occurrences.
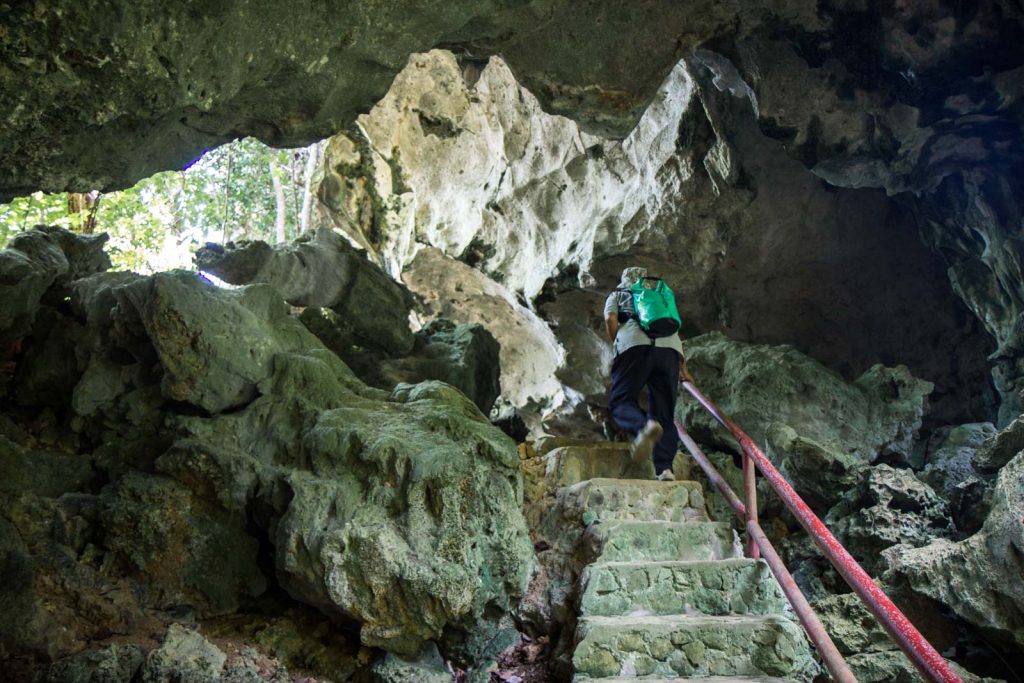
[141,624,227,683]
[1,0,838,198]
[918,422,998,535]
[0,226,110,348]
[377,319,501,413]
[41,644,145,683]
[885,448,1024,651]
[196,229,415,356]
[311,48,995,431]
[402,248,567,422]
[2,1,1019,428]
[196,231,502,412]
[826,465,951,573]
[0,229,534,677]
[678,332,933,508]
[974,415,1024,473]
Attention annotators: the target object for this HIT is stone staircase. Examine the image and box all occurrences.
[539,443,817,682]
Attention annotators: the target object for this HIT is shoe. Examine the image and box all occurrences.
[630,419,663,465]
[656,469,676,481]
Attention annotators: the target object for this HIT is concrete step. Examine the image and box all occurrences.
[572,677,791,682]
[558,478,708,524]
[585,520,740,563]
[545,445,653,487]
[573,614,814,680]
[535,437,633,458]
[580,559,789,618]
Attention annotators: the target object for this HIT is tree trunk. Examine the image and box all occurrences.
[299,143,320,234]
[270,160,287,243]
[221,147,234,243]
[68,191,101,233]
[82,191,101,234]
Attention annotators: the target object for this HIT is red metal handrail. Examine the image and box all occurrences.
[677,425,856,683]
[678,380,963,683]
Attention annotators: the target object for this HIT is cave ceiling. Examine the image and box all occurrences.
[3,0,1024,421]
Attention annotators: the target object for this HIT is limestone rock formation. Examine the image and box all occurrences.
[41,644,145,683]
[885,446,1024,651]
[811,592,986,683]
[402,248,567,422]
[0,228,534,677]
[376,318,501,414]
[918,422,999,535]
[195,231,503,412]
[678,332,933,508]
[974,415,1024,473]
[141,624,227,683]
[0,226,110,349]
[310,48,995,432]
[1,0,839,198]
[196,229,416,357]
[826,465,951,573]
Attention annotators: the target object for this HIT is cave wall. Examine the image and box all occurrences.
[3,1,1021,426]
[713,0,1024,421]
[308,49,996,429]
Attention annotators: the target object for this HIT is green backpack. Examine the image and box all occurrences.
[629,277,681,338]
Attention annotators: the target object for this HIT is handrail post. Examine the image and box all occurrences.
[743,451,760,559]
[676,420,856,683]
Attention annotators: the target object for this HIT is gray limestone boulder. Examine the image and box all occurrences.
[104,273,535,659]
[371,644,452,683]
[196,229,415,356]
[140,624,227,683]
[41,644,145,683]
[826,465,951,573]
[884,448,1024,651]
[974,415,1024,474]
[100,472,267,617]
[109,270,322,414]
[0,227,70,347]
[679,332,933,508]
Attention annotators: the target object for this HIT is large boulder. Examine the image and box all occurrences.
[0,240,534,674]
[825,465,951,573]
[109,270,326,413]
[110,274,535,659]
[140,624,227,683]
[679,332,934,508]
[0,226,109,349]
[41,644,145,683]
[163,351,533,658]
[196,229,415,357]
[884,448,1024,651]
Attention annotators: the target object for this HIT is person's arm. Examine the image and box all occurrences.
[605,315,619,342]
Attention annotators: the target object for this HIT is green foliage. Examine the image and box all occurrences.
[0,138,322,272]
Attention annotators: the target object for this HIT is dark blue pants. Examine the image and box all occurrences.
[609,345,680,473]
